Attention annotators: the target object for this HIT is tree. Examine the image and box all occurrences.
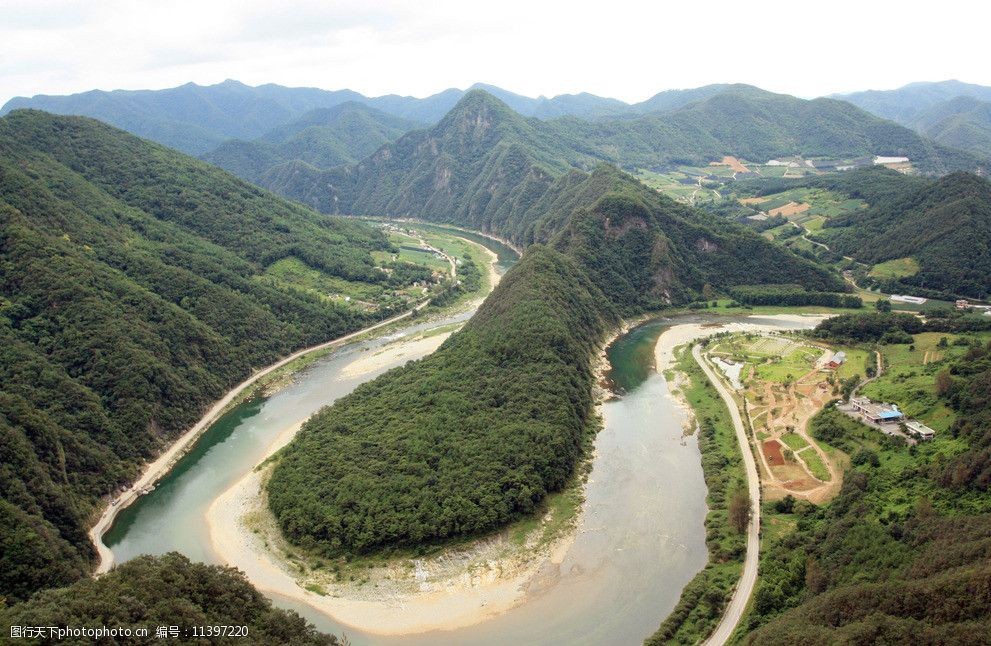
[935,369,953,396]
[729,490,751,534]
[875,299,892,312]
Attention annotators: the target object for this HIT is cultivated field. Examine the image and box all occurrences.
[706,333,849,504]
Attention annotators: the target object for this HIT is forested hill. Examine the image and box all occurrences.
[260,89,597,231]
[547,166,843,310]
[811,169,991,299]
[834,80,991,125]
[201,102,423,184]
[0,553,341,645]
[267,245,615,555]
[0,109,399,601]
[910,96,991,158]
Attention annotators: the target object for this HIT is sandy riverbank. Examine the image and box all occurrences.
[654,313,829,375]
[206,416,577,636]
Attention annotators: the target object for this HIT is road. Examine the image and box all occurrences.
[694,344,761,646]
[90,289,440,574]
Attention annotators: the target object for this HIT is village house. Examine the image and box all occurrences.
[905,420,936,441]
[851,396,904,424]
[824,351,846,370]
[891,294,927,305]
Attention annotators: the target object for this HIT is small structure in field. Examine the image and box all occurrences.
[956,299,971,310]
[905,420,936,441]
[851,397,904,424]
[891,294,927,305]
[824,351,846,370]
[873,156,910,165]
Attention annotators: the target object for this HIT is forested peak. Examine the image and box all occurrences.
[436,88,526,136]
[928,170,991,198]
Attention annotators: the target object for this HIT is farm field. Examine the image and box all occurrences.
[704,333,848,504]
[868,256,921,279]
[261,224,470,313]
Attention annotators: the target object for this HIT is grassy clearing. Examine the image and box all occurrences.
[646,344,747,645]
[780,433,809,451]
[861,331,989,431]
[869,257,920,279]
[800,450,831,481]
[836,347,872,382]
[754,345,822,383]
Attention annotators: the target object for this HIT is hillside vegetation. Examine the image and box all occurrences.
[819,170,991,299]
[911,96,991,158]
[202,102,421,184]
[267,246,615,553]
[0,110,412,601]
[0,553,340,645]
[741,314,991,642]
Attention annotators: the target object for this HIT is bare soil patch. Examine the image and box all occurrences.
[768,202,811,218]
[763,440,784,466]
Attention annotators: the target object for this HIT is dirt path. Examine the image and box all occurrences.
[694,345,760,646]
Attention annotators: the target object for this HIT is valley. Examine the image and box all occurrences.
[2,36,991,645]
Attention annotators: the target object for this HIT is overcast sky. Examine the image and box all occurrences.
[2,0,989,105]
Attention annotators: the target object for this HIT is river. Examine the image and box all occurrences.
[102,228,807,645]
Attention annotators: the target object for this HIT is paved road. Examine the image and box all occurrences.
[694,344,761,646]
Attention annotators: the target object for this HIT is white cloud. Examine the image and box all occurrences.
[1,0,989,104]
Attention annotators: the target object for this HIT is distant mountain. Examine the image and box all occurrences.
[202,102,422,184]
[555,84,983,172]
[627,84,734,114]
[0,79,377,155]
[814,168,991,299]
[1,80,631,156]
[835,80,991,125]
[910,96,991,158]
[0,109,399,601]
[262,90,599,240]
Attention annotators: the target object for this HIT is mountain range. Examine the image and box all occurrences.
[9,79,988,169]
[837,80,991,158]
[0,80,634,155]
[261,88,981,244]
[201,102,423,184]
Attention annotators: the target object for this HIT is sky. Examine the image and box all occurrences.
[2,0,990,105]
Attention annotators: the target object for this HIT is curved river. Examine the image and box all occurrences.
[103,230,814,644]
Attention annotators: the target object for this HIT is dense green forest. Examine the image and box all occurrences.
[726,284,862,308]
[267,246,615,553]
[739,314,991,642]
[0,109,422,602]
[547,167,844,310]
[910,96,991,158]
[0,553,340,645]
[819,171,991,299]
[202,102,421,184]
